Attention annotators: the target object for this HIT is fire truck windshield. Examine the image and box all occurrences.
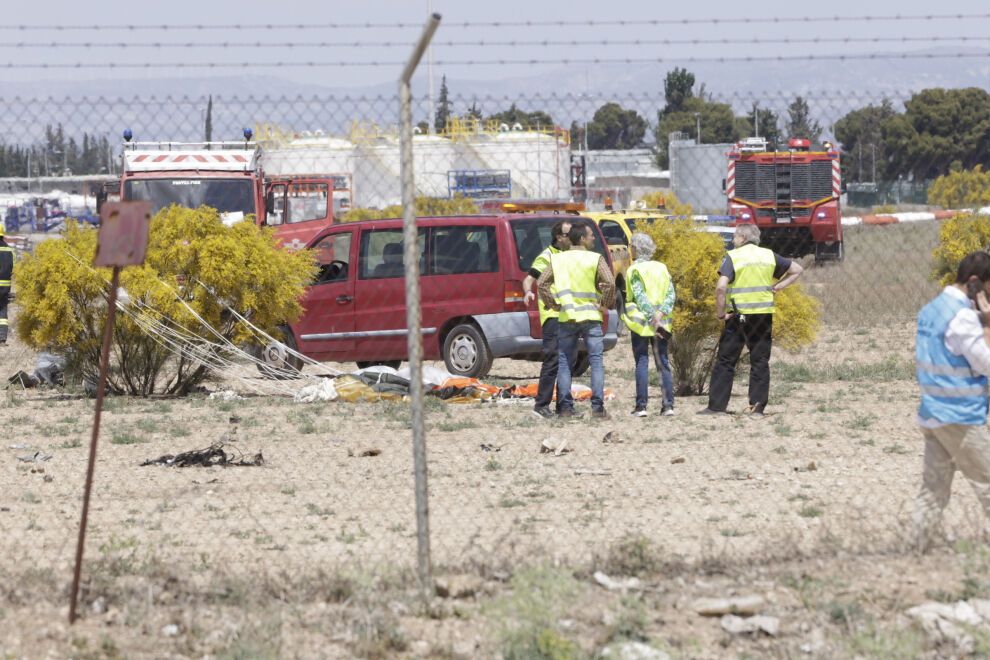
[123,178,256,216]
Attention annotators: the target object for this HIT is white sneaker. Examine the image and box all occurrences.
[661,406,675,416]
[630,408,647,417]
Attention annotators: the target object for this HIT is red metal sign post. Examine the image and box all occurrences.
[69,202,151,624]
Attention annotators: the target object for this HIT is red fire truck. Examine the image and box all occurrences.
[113,129,343,250]
[725,137,843,262]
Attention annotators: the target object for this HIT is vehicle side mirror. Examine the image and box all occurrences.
[721,178,726,193]
[840,182,847,195]
[265,190,275,214]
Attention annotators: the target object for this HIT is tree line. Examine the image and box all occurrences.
[0,124,114,178]
[433,69,990,184]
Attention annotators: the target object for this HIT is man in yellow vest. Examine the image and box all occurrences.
[523,219,572,419]
[537,221,615,419]
[699,223,803,418]
[622,232,675,417]
[0,225,12,345]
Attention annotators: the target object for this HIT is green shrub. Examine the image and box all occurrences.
[341,195,478,222]
[928,165,990,209]
[14,208,315,395]
[486,566,581,660]
[931,213,990,285]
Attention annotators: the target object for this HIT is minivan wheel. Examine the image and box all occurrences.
[254,327,304,379]
[443,323,493,379]
[356,360,402,370]
[572,352,591,378]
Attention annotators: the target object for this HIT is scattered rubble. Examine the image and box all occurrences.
[140,442,263,468]
[540,437,570,456]
[906,599,990,653]
[693,594,765,616]
[720,614,780,636]
[600,641,670,660]
[593,571,642,592]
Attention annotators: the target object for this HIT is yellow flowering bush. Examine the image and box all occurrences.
[14,206,316,395]
[341,195,478,222]
[928,166,990,210]
[931,213,990,285]
[643,216,819,394]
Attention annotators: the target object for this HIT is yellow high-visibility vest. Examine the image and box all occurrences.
[622,261,672,337]
[551,250,602,323]
[726,243,776,314]
[531,245,560,325]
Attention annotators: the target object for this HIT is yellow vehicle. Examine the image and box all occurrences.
[582,209,668,317]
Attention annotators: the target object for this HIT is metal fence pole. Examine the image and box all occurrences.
[399,12,441,595]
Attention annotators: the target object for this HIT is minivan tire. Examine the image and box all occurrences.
[443,323,494,379]
[254,327,304,379]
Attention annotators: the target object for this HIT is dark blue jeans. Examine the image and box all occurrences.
[558,320,605,412]
[631,332,673,410]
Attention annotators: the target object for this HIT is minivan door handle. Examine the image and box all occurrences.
[336,294,353,304]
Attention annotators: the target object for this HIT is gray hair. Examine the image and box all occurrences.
[735,223,761,245]
[630,232,656,261]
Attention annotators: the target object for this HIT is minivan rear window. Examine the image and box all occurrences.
[511,218,607,272]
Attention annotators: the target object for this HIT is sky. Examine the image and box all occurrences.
[2,0,989,93]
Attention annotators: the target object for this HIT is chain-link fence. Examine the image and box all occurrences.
[2,83,987,654]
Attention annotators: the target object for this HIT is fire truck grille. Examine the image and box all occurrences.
[810,161,833,198]
[733,161,833,202]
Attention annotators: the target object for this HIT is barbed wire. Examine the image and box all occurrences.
[3,36,989,49]
[0,13,988,31]
[3,51,989,69]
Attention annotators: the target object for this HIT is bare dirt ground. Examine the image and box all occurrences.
[4,294,990,657]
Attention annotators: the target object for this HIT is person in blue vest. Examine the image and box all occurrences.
[698,223,803,418]
[621,232,676,417]
[914,250,990,550]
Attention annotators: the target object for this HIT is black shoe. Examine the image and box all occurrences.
[531,406,554,420]
[558,408,584,419]
[591,408,611,420]
[696,407,727,416]
[660,405,674,417]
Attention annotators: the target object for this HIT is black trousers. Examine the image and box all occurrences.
[0,290,7,342]
[534,318,560,410]
[707,313,773,412]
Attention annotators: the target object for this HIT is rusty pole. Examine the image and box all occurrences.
[69,265,121,624]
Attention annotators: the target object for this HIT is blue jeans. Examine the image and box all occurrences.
[557,320,605,412]
[631,332,673,410]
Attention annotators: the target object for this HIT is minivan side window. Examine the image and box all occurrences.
[313,232,352,284]
[359,228,426,280]
[430,226,497,275]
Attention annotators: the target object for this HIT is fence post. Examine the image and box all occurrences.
[399,12,441,598]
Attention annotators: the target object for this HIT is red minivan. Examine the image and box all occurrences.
[257,214,620,378]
